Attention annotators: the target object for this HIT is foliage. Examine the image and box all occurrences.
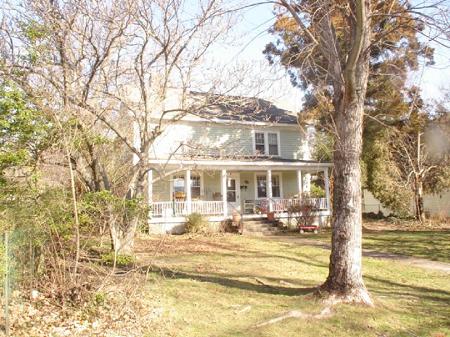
[0,82,51,185]
[100,252,135,267]
[288,198,318,227]
[310,183,325,198]
[363,127,412,216]
[264,1,432,121]
[80,191,149,235]
[312,131,333,162]
[185,213,208,233]
[0,238,5,286]
[265,1,437,217]
[0,186,74,288]
[364,95,450,218]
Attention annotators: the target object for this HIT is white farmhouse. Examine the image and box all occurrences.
[145,93,332,233]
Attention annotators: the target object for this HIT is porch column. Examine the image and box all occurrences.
[147,169,153,218]
[324,168,331,211]
[267,169,273,212]
[221,169,227,217]
[303,172,311,195]
[296,169,303,197]
[185,169,192,214]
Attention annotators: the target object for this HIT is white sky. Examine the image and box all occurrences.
[210,1,450,111]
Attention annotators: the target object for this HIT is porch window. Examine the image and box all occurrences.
[272,175,281,197]
[255,132,265,154]
[256,174,281,198]
[173,176,185,193]
[191,175,201,199]
[172,174,201,199]
[227,178,236,202]
[256,175,267,198]
[268,133,279,155]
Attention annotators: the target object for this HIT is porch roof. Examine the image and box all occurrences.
[148,158,332,171]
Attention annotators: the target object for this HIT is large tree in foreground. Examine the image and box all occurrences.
[269,0,448,304]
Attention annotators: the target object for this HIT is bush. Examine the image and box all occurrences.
[310,183,326,198]
[288,199,318,227]
[100,252,135,267]
[185,213,208,233]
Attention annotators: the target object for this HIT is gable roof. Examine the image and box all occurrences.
[190,92,299,125]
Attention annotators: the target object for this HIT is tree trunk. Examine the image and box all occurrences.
[321,99,372,305]
[414,179,425,223]
[110,216,139,255]
[109,169,145,255]
[319,0,373,306]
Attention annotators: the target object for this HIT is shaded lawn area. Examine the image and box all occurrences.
[310,229,450,263]
[137,234,450,337]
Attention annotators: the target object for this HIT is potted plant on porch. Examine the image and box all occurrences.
[267,211,275,222]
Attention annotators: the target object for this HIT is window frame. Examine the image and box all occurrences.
[254,172,283,199]
[170,172,204,200]
[252,130,281,157]
[254,132,266,154]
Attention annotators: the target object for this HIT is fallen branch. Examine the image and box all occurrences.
[255,306,332,328]
[255,277,275,288]
[235,305,252,314]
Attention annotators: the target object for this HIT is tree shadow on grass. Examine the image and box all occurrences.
[366,274,450,305]
[232,250,329,269]
[362,231,450,263]
[142,265,317,296]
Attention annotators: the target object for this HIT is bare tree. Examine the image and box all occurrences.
[0,0,241,254]
[387,107,450,223]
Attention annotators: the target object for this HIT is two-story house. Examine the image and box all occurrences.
[146,93,332,233]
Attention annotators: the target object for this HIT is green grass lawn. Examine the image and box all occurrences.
[137,234,450,337]
[309,229,450,263]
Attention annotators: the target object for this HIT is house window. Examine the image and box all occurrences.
[268,133,279,155]
[227,178,236,202]
[271,175,281,197]
[191,175,201,198]
[255,132,265,154]
[173,176,185,193]
[172,174,201,199]
[256,174,281,198]
[254,131,279,156]
[256,175,267,198]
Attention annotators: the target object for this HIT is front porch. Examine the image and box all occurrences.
[151,197,329,218]
[147,158,332,231]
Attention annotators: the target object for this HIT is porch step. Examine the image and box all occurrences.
[242,218,280,235]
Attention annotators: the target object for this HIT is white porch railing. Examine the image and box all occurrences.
[152,200,224,217]
[152,198,327,218]
[272,198,328,211]
[191,200,224,215]
[266,198,328,212]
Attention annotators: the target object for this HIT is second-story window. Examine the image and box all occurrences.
[255,132,265,154]
[254,131,279,156]
[268,133,279,155]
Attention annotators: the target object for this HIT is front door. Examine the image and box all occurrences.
[226,173,241,214]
